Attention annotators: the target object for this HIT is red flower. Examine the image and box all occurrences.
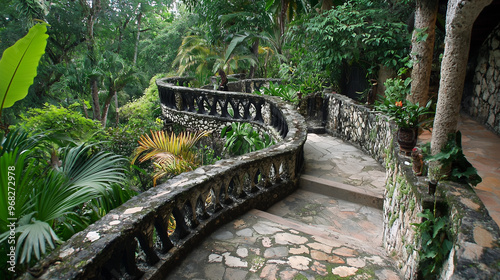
[395,101,403,107]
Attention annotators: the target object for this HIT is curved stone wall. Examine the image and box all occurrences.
[157,78,288,141]
[22,79,307,280]
[464,22,500,135]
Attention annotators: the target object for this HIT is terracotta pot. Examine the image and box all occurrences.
[397,127,418,155]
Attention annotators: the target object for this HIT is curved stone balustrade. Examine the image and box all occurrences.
[22,78,307,280]
[158,78,287,140]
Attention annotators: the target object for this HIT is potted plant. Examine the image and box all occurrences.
[375,78,433,154]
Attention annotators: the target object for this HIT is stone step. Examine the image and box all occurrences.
[305,120,326,134]
[265,189,384,247]
[299,174,384,209]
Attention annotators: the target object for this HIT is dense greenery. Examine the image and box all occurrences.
[0,130,134,274]
[1,0,178,127]
[221,123,274,156]
[1,0,413,128]
[286,0,411,90]
[411,204,453,279]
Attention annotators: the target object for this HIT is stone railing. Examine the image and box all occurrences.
[322,93,500,279]
[158,78,288,140]
[22,78,307,280]
[202,77,282,94]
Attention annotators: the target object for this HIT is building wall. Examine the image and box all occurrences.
[464,23,500,134]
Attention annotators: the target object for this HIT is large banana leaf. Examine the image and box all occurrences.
[0,23,48,110]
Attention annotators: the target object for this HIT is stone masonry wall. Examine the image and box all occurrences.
[464,23,500,135]
[324,94,500,279]
[324,93,393,162]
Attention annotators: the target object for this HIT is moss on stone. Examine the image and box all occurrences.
[389,212,399,227]
[76,260,87,268]
[409,199,415,212]
[387,184,396,198]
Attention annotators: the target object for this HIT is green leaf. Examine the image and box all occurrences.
[0,23,49,110]
[16,216,61,264]
[224,33,249,63]
[433,218,447,238]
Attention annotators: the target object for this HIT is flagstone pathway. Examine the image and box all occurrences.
[165,134,402,280]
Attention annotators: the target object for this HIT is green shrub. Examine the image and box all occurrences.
[119,74,164,125]
[221,123,273,156]
[411,208,452,278]
[13,103,101,141]
[255,81,299,104]
[424,132,482,186]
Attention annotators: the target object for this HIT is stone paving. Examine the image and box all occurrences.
[303,134,387,197]
[165,134,401,279]
[266,190,384,246]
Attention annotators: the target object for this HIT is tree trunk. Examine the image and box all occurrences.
[430,0,492,178]
[81,0,102,121]
[249,39,259,79]
[117,18,130,54]
[409,0,439,107]
[133,6,142,66]
[321,0,334,11]
[218,69,228,91]
[115,91,119,126]
[91,77,101,121]
[279,0,289,37]
[101,82,115,128]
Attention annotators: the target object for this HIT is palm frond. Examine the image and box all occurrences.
[15,214,61,264]
[132,130,210,164]
[153,159,195,185]
[60,143,126,191]
[132,130,210,185]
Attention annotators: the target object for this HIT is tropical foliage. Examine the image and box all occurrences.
[173,28,257,86]
[423,132,482,187]
[0,129,131,271]
[221,122,274,156]
[411,207,452,278]
[0,22,48,132]
[255,81,299,104]
[287,0,411,86]
[132,130,211,185]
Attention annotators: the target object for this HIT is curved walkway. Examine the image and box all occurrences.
[165,134,401,279]
[418,115,500,227]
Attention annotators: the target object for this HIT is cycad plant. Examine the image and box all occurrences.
[0,129,128,268]
[132,130,211,186]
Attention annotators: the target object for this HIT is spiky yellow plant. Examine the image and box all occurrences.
[132,130,211,185]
